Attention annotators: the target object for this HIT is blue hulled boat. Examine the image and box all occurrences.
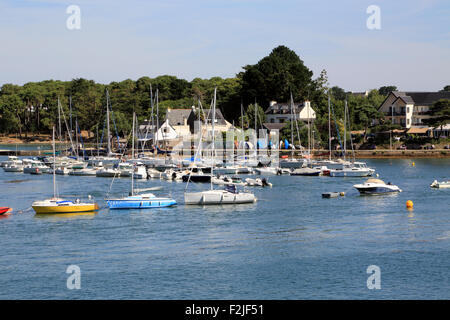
[107,193,176,209]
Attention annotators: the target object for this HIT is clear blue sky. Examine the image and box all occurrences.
[0,0,449,91]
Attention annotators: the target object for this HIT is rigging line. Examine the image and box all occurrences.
[330,101,344,156]
[105,130,133,199]
[58,98,76,157]
[185,100,213,191]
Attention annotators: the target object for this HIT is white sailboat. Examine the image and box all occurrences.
[184,88,257,205]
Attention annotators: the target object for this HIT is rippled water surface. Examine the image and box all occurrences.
[0,158,449,299]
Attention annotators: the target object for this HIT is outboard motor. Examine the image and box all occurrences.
[262,178,269,187]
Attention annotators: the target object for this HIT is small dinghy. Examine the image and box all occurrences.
[430,180,450,189]
[353,178,401,195]
[322,192,339,198]
[245,177,273,187]
[0,207,12,215]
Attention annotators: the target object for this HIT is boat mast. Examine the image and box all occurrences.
[344,100,347,161]
[328,95,331,161]
[290,92,294,159]
[211,87,217,191]
[58,97,62,144]
[131,112,135,196]
[106,89,111,156]
[156,89,159,150]
[52,126,56,199]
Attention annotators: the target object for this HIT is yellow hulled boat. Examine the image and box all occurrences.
[32,198,99,214]
[32,125,99,215]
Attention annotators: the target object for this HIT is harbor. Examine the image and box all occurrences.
[1,156,449,299]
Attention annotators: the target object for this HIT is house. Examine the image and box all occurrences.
[265,100,316,124]
[376,91,450,129]
[137,106,233,144]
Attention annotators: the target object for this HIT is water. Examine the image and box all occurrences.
[0,158,449,299]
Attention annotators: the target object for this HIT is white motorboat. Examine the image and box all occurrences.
[353,178,402,195]
[0,156,21,167]
[69,167,98,176]
[96,167,121,177]
[430,180,450,189]
[23,160,50,174]
[118,162,133,177]
[3,163,24,172]
[329,162,375,177]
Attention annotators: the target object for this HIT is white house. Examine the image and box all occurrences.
[265,100,316,124]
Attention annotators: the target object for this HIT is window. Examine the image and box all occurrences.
[406,107,409,113]
[407,119,410,125]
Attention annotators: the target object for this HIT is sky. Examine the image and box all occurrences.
[0,0,449,91]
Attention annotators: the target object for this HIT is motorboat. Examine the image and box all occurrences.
[107,193,176,209]
[69,167,98,176]
[23,160,50,174]
[96,166,121,177]
[430,180,450,189]
[290,167,321,176]
[0,156,20,167]
[3,163,24,172]
[118,162,134,177]
[185,185,256,205]
[353,178,402,195]
[329,162,375,177]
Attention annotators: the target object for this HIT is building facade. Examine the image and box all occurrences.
[377,91,450,129]
[265,100,316,124]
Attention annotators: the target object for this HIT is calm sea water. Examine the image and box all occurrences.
[0,158,449,299]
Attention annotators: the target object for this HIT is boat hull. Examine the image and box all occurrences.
[32,203,99,214]
[184,190,256,205]
[107,199,176,209]
[355,187,400,195]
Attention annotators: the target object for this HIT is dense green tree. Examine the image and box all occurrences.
[378,85,398,96]
[423,99,450,137]
[238,103,266,130]
[240,45,313,107]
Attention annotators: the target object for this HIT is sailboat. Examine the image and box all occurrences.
[280,92,305,169]
[106,112,177,209]
[329,100,375,177]
[32,127,99,214]
[184,88,257,205]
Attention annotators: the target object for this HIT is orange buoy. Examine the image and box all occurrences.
[406,200,413,209]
